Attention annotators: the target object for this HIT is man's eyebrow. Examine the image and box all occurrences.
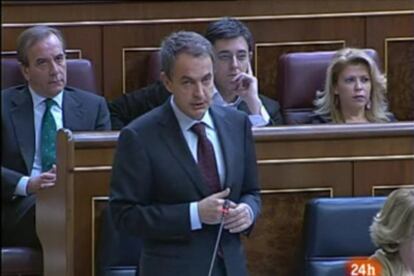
[202,73,212,80]
[180,76,194,81]
[35,57,46,62]
[217,50,232,54]
[217,49,248,54]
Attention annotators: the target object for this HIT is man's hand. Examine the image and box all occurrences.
[198,188,236,225]
[27,165,56,194]
[223,203,253,233]
[230,63,261,114]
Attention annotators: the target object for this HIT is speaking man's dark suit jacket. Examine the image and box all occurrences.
[1,84,111,245]
[109,80,283,130]
[109,100,261,276]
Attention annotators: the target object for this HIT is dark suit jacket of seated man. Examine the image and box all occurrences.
[109,31,261,276]
[109,17,283,130]
[1,25,111,249]
[109,80,283,130]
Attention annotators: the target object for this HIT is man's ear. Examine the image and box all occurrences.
[248,52,254,74]
[20,63,30,82]
[160,72,173,94]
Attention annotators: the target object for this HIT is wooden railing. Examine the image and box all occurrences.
[37,122,414,276]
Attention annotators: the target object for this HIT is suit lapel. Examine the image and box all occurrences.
[62,89,84,130]
[158,102,211,197]
[10,88,35,173]
[210,106,236,190]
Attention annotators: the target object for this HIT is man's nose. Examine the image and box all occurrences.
[230,55,241,68]
[194,83,204,97]
[49,61,59,74]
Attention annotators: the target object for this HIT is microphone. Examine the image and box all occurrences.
[207,199,230,276]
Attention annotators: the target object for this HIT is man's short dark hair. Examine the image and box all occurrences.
[17,25,66,66]
[160,31,214,79]
[204,17,254,52]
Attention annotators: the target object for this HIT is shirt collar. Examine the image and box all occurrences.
[170,96,215,132]
[29,85,63,109]
[212,86,242,107]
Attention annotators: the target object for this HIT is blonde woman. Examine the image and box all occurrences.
[369,188,414,276]
[311,48,395,123]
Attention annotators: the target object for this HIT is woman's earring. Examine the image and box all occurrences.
[366,99,371,110]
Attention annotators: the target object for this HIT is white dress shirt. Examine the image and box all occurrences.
[212,88,270,127]
[170,97,254,231]
[15,87,63,196]
[170,97,226,230]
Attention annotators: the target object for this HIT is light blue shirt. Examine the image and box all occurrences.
[212,88,270,127]
[170,97,226,231]
[15,87,63,196]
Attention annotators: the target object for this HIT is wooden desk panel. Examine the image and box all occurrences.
[2,4,413,120]
[37,122,414,276]
[354,159,414,196]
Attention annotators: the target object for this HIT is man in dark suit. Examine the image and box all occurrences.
[109,31,261,276]
[109,17,283,130]
[1,25,111,248]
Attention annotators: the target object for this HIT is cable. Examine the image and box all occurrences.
[207,199,230,276]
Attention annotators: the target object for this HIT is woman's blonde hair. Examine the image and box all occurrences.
[313,48,391,123]
[370,188,414,254]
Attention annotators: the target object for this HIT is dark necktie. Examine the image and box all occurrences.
[191,122,221,193]
[41,98,57,172]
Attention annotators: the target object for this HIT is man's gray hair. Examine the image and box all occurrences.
[17,25,66,66]
[160,31,214,79]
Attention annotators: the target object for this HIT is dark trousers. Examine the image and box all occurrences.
[2,205,41,249]
[212,257,227,276]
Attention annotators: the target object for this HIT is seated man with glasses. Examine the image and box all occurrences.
[109,17,284,130]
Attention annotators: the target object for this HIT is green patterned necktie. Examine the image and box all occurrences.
[41,98,57,172]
